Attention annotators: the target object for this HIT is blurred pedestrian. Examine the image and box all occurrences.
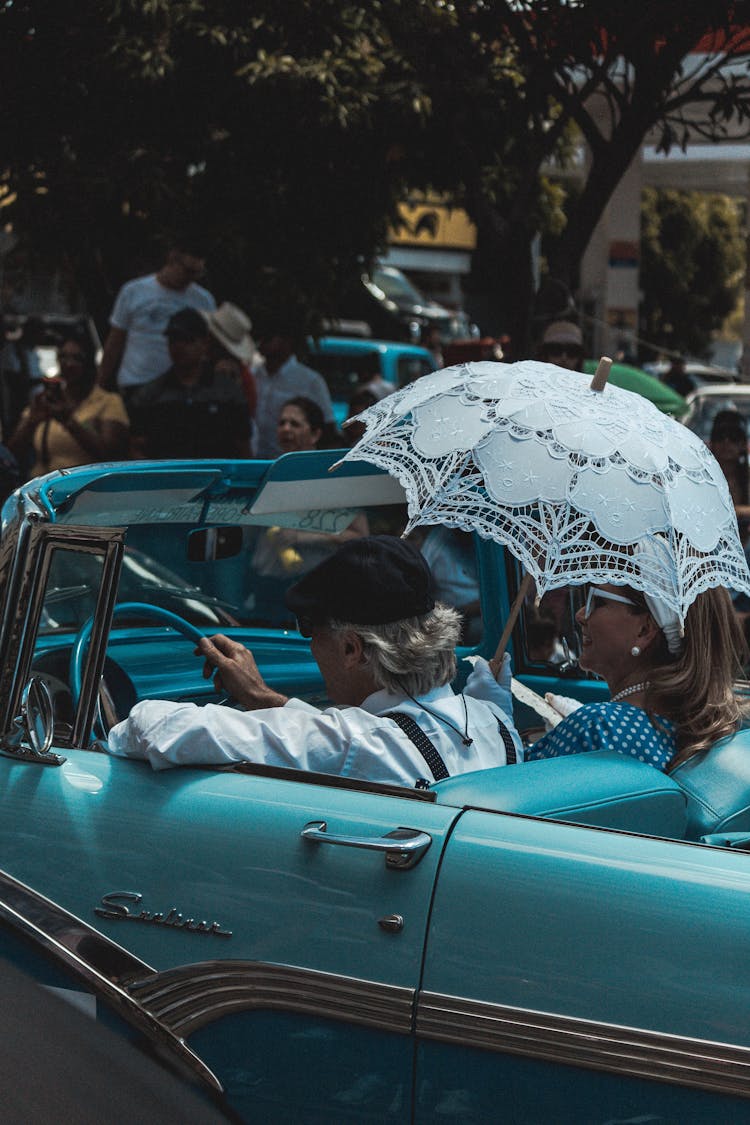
[538,321,584,371]
[253,324,335,458]
[421,324,444,370]
[8,332,129,478]
[663,357,693,397]
[277,396,324,454]
[128,308,249,460]
[203,301,258,419]
[709,409,749,516]
[343,387,379,446]
[98,236,216,400]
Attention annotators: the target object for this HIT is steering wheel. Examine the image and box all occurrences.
[69,602,207,718]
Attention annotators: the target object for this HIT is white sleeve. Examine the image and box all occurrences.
[107,697,355,774]
[311,374,335,422]
[109,283,133,331]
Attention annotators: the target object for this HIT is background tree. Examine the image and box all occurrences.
[1,1,749,353]
[639,188,745,360]
[450,2,750,350]
[0,0,492,333]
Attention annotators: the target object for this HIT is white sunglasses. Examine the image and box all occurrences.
[583,586,638,617]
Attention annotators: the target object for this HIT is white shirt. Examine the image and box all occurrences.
[109,274,216,388]
[254,355,335,458]
[107,662,521,787]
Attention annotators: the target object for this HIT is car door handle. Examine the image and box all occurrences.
[301,821,432,870]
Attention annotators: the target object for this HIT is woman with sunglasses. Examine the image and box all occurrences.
[523,580,747,772]
[8,333,129,479]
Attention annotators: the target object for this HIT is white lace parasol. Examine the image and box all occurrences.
[336,359,750,623]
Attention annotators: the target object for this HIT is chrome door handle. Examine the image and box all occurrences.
[301,821,432,870]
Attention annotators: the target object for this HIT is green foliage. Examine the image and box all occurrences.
[640,188,745,358]
[1,1,749,347]
[1,0,463,329]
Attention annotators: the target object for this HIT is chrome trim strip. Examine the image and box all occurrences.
[125,961,414,1039]
[5,864,745,1102]
[71,533,125,748]
[0,868,222,1093]
[418,993,750,1099]
[0,868,154,982]
[124,962,750,1098]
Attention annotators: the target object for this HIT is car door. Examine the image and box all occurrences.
[417,808,750,1123]
[0,511,460,1121]
[0,751,458,1123]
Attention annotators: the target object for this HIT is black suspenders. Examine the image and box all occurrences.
[385,703,517,783]
[385,711,450,781]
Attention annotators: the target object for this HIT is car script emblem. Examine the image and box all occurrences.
[95,891,232,937]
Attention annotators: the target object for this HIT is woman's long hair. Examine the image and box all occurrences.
[628,584,749,766]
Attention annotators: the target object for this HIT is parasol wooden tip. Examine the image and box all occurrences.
[590,356,613,392]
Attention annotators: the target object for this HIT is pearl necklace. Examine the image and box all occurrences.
[611,681,649,703]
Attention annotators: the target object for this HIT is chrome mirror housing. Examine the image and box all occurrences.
[21,677,54,755]
[0,676,64,766]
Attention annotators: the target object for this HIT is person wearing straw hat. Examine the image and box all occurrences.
[203,301,258,418]
[107,536,521,785]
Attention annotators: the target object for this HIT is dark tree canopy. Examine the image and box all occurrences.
[640,188,745,359]
[1,1,749,347]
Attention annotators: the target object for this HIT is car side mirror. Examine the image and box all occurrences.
[0,676,65,766]
[21,677,54,756]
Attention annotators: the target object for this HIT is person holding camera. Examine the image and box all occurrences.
[8,333,129,479]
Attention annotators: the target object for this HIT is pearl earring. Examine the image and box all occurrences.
[631,645,641,657]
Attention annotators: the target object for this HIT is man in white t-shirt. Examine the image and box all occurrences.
[98,241,216,397]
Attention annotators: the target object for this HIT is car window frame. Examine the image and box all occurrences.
[0,524,124,748]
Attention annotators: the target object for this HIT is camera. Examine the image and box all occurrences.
[42,376,64,403]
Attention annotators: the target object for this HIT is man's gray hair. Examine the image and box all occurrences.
[329,603,461,697]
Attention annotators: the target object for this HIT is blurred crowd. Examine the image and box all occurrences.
[3,249,750,572]
[0,237,396,496]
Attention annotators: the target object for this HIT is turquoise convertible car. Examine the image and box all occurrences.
[2,452,750,1122]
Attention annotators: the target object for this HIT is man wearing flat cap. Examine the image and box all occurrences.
[108,536,521,786]
[128,308,250,459]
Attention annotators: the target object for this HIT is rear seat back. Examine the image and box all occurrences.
[433,750,688,837]
[670,729,750,841]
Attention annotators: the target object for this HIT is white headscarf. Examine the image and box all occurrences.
[634,537,684,655]
[643,591,684,655]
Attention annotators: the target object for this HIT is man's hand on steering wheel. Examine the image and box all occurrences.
[197,634,289,711]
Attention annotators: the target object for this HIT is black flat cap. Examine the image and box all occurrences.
[285,535,435,631]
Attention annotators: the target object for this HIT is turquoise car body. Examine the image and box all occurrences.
[0,453,749,1121]
[304,336,436,424]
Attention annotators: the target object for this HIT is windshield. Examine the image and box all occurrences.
[32,460,488,643]
[686,394,750,445]
[371,266,427,305]
[121,505,412,630]
[38,545,237,634]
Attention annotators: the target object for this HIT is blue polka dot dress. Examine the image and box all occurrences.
[526,702,677,771]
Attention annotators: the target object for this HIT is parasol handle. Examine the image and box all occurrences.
[489,572,535,677]
[590,356,613,392]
